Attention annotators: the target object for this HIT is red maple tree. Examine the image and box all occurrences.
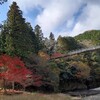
[51,52,64,59]
[0,54,42,92]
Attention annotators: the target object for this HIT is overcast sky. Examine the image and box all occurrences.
[0,0,100,38]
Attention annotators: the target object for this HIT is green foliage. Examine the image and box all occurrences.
[69,61,91,79]
[75,30,100,46]
[49,32,55,40]
[0,21,8,53]
[57,36,81,53]
[94,67,100,78]
[0,1,100,92]
[48,32,55,55]
[0,2,35,57]
[34,25,45,54]
[5,34,14,55]
[45,61,60,92]
[47,61,60,75]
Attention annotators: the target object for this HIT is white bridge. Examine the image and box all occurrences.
[51,45,100,59]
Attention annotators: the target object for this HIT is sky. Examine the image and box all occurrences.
[0,0,100,38]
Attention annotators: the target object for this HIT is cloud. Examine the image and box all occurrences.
[8,0,100,38]
[35,0,84,37]
[9,0,52,13]
[71,2,100,36]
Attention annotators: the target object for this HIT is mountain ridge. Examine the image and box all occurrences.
[74,30,100,47]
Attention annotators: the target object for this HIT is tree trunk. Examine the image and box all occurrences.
[12,81,14,93]
[3,78,7,94]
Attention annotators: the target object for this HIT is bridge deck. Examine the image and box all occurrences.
[50,45,100,59]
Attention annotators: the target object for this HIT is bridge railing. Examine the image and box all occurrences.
[67,45,100,56]
[50,45,100,59]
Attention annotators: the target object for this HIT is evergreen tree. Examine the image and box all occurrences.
[25,22,36,52]
[5,34,13,55]
[34,25,44,53]
[48,32,55,55]
[0,21,8,53]
[2,2,35,57]
[49,32,55,40]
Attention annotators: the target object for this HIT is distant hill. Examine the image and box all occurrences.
[74,30,100,47]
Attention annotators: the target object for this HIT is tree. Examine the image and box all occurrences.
[1,2,35,57]
[57,36,81,53]
[34,25,44,53]
[0,54,43,93]
[0,21,8,53]
[69,61,91,79]
[48,32,56,56]
[25,22,36,53]
[0,54,31,92]
[49,32,55,40]
[44,32,56,57]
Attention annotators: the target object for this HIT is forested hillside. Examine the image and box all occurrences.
[75,30,100,47]
[0,1,100,94]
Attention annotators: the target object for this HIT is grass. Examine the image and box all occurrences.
[0,92,82,100]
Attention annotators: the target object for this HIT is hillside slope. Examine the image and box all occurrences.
[75,30,100,47]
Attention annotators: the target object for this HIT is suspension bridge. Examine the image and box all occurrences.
[51,45,100,59]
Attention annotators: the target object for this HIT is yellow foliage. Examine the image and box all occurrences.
[70,61,91,79]
[38,51,49,60]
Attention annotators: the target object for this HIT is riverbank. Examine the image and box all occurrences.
[0,88,100,100]
[68,87,100,100]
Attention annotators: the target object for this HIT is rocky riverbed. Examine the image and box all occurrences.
[67,87,100,100]
[82,88,100,100]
